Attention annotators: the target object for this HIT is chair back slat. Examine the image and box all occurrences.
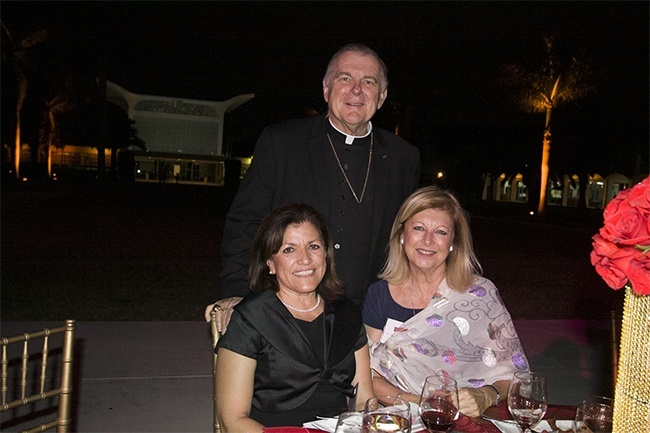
[22,419,60,433]
[58,322,75,431]
[0,320,76,433]
[40,336,49,394]
[21,340,29,400]
[2,389,62,411]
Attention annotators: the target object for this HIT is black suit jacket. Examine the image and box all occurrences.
[219,114,420,303]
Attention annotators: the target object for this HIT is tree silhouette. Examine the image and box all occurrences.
[504,36,593,215]
[38,74,95,178]
[1,22,48,180]
[106,102,146,179]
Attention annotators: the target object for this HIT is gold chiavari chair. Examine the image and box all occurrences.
[210,309,221,433]
[1,320,76,433]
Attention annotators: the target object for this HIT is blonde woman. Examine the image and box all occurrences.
[363,186,528,417]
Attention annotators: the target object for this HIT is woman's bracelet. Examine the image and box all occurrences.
[485,384,500,406]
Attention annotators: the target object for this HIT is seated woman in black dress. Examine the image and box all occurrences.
[215,203,374,431]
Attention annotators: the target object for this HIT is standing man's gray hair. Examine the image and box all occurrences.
[323,43,389,92]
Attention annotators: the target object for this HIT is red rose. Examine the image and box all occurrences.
[591,234,634,260]
[600,180,650,246]
[627,252,650,296]
[592,176,650,294]
[591,234,636,289]
[602,186,631,218]
[626,176,650,216]
[600,204,649,246]
[591,253,629,290]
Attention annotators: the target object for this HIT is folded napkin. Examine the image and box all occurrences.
[264,427,327,433]
[407,402,427,432]
[491,420,573,433]
[302,403,426,433]
[302,418,338,432]
[302,416,426,433]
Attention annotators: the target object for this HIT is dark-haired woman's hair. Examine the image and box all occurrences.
[248,203,346,301]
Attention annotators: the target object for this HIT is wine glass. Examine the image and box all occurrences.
[362,395,411,433]
[507,371,548,433]
[418,374,460,433]
[573,396,613,433]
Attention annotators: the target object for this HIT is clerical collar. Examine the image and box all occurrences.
[328,118,373,145]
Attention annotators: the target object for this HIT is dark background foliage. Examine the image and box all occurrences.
[1,182,622,321]
[2,2,648,192]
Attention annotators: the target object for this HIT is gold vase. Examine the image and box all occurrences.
[612,285,650,432]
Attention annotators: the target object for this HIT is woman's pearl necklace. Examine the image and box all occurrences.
[278,294,321,313]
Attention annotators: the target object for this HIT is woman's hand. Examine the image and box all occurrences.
[457,387,490,418]
[352,344,375,411]
[204,296,243,333]
[458,380,509,418]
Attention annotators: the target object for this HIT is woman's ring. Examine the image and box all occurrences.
[214,303,223,311]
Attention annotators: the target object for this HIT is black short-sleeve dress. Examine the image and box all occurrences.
[217,290,367,427]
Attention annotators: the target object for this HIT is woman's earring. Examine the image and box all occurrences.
[400,238,404,245]
[449,245,454,252]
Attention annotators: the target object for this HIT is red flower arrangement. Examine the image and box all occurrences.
[591,175,650,296]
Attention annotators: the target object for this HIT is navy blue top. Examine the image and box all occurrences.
[362,280,423,329]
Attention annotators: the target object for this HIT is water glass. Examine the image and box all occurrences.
[362,395,411,433]
[507,371,548,433]
[335,411,362,433]
[574,396,613,433]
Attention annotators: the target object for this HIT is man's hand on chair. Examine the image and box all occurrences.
[204,297,243,334]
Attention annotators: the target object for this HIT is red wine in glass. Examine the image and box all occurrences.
[418,384,459,433]
[420,407,455,432]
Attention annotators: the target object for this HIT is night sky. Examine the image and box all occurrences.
[3,1,648,189]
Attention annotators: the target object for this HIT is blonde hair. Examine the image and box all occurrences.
[379,186,482,292]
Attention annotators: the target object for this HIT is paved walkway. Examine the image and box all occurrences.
[0,320,613,432]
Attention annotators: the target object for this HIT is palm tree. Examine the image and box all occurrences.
[105,103,146,179]
[505,36,593,215]
[1,22,48,180]
[95,72,107,180]
[39,82,83,178]
[39,94,66,177]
